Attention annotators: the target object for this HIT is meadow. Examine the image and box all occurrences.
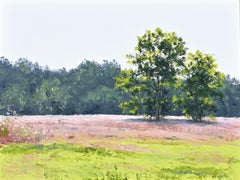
[0,115,240,179]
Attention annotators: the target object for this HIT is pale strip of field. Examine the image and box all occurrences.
[1,115,240,142]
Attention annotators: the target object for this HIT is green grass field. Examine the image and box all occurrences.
[0,138,239,180]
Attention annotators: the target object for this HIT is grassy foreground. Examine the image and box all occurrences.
[0,138,239,180]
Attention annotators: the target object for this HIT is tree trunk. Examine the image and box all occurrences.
[156,86,162,121]
[154,75,164,121]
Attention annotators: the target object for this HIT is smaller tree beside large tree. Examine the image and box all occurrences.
[178,50,225,121]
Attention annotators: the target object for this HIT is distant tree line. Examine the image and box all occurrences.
[216,75,240,117]
[0,56,239,117]
[0,57,121,115]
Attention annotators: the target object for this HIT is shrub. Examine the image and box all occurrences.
[0,118,34,144]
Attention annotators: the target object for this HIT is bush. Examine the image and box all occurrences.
[0,118,35,143]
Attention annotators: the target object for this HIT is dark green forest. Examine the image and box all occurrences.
[0,57,121,115]
[0,56,239,117]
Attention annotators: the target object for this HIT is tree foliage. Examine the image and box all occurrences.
[0,57,121,115]
[116,28,187,120]
[0,25,239,119]
[215,75,240,117]
[178,51,225,121]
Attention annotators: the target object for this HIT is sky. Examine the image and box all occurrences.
[0,0,239,79]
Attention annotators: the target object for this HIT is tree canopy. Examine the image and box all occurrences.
[0,27,239,119]
[177,51,225,121]
[115,28,235,121]
[116,28,187,120]
[0,57,121,115]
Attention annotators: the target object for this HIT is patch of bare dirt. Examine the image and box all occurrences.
[0,115,240,144]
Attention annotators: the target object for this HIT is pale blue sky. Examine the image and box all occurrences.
[0,0,239,79]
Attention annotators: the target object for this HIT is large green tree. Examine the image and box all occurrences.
[116,28,187,120]
[179,51,225,121]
